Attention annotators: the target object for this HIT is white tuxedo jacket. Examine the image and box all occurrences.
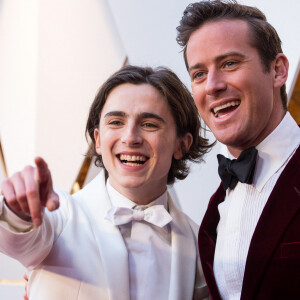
[0,170,209,299]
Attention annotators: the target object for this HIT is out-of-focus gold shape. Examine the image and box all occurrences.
[288,66,300,124]
[0,279,25,285]
[71,154,92,194]
[0,141,8,178]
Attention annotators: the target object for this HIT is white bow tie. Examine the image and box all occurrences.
[105,205,172,228]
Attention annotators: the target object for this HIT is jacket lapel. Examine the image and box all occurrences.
[74,171,130,300]
[167,194,198,300]
[198,184,225,300]
[241,147,300,299]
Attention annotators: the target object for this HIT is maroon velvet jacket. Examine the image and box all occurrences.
[199,146,300,300]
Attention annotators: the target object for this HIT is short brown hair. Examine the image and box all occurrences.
[176,0,287,110]
[86,65,213,184]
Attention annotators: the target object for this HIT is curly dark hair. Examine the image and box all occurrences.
[176,0,287,110]
[86,65,213,184]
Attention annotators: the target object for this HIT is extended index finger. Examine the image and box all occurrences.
[34,157,59,212]
[22,166,42,226]
[34,157,52,185]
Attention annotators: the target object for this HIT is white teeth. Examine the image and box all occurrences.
[119,154,147,162]
[213,101,240,117]
[123,162,142,167]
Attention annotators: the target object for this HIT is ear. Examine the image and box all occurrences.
[173,133,193,160]
[94,128,102,155]
[273,53,289,89]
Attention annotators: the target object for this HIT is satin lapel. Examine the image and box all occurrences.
[198,183,225,300]
[167,194,197,300]
[74,171,130,300]
[241,147,300,300]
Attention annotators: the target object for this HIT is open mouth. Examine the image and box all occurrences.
[212,100,241,118]
[118,154,148,167]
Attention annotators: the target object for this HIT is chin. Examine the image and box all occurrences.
[119,178,145,189]
[215,131,241,145]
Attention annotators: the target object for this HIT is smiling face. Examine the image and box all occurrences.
[94,83,188,204]
[186,19,286,157]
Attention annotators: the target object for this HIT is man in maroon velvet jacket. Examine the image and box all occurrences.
[177,1,300,299]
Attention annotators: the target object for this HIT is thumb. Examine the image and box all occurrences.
[45,190,60,212]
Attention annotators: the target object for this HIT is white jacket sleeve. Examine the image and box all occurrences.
[0,190,71,269]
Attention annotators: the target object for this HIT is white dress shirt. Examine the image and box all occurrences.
[213,112,300,300]
[106,180,172,300]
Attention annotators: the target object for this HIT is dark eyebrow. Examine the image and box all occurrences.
[215,52,246,62]
[103,111,166,123]
[188,63,205,74]
[103,111,128,118]
[188,52,246,73]
[139,112,166,123]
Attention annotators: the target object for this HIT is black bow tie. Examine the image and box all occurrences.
[217,147,258,190]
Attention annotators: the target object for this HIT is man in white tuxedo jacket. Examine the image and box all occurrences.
[0,66,210,300]
[0,170,208,299]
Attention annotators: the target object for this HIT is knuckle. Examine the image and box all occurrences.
[16,193,27,204]
[1,178,10,185]
[26,189,38,199]
[5,195,17,204]
[23,165,35,175]
[1,177,13,187]
[1,178,10,190]
[5,197,19,210]
[23,165,34,172]
[11,172,22,181]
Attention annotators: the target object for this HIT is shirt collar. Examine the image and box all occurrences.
[106,179,169,210]
[225,112,300,192]
[253,112,300,191]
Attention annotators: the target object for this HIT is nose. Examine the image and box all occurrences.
[205,69,227,96]
[121,124,143,146]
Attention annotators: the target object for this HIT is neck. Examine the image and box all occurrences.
[228,110,286,158]
[110,182,167,205]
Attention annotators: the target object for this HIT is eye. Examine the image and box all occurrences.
[193,71,205,79]
[107,120,123,126]
[142,122,158,129]
[191,70,206,83]
[223,60,238,68]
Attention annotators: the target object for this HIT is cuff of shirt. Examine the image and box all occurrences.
[0,194,35,232]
